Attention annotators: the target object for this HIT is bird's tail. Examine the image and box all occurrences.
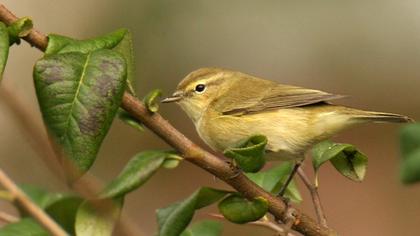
[351,110,414,123]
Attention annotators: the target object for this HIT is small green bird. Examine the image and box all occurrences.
[162,68,412,191]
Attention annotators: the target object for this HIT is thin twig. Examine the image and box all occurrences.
[0,211,19,224]
[297,168,328,227]
[0,169,67,235]
[208,213,297,236]
[0,4,336,236]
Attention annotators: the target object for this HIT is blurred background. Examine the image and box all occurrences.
[1,0,420,235]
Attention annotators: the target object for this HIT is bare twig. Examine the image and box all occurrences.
[0,211,19,224]
[0,169,67,235]
[0,4,336,236]
[297,168,328,227]
[208,213,297,236]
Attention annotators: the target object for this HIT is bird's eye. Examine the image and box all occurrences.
[194,84,206,93]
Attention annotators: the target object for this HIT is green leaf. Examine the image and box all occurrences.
[218,194,268,224]
[0,218,48,236]
[143,89,162,113]
[0,22,9,80]
[101,151,170,199]
[246,162,302,203]
[45,29,127,55]
[400,124,420,157]
[312,140,368,183]
[7,17,33,45]
[162,154,183,169]
[117,109,144,132]
[45,197,83,235]
[157,187,229,236]
[400,124,420,184]
[75,198,123,236]
[34,49,127,178]
[400,149,420,184]
[19,185,64,212]
[112,30,136,94]
[20,185,83,233]
[181,220,223,236]
[224,135,267,173]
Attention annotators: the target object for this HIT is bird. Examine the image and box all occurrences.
[162,68,413,193]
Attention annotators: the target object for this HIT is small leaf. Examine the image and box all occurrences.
[400,124,420,184]
[224,135,267,173]
[45,29,127,55]
[7,17,33,45]
[100,151,169,198]
[0,218,48,236]
[75,198,123,236]
[157,187,229,236]
[400,149,420,184]
[162,154,183,169]
[45,197,83,235]
[400,124,420,158]
[218,195,268,224]
[118,109,144,132]
[143,89,162,113]
[312,140,368,182]
[181,220,223,236]
[34,49,127,179]
[0,22,9,80]
[246,162,302,203]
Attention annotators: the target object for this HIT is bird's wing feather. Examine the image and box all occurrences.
[220,80,345,116]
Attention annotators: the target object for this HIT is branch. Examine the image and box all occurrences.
[0,169,67,236]
[0,4,336,236]
[297,168,328,227]
[0,211,19,224]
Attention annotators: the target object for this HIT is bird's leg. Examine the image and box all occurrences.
[278,161,302,197]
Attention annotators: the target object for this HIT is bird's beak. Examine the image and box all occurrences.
[161,91,183,103]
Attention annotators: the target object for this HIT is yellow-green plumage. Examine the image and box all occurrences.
[164,68,412,160]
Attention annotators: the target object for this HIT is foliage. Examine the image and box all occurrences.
[224,135,267,172]
[399,123,420,184]
[312,140,368,185]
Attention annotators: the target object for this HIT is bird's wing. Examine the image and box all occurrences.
[220,82,345,116]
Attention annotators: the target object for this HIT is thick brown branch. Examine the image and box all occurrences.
[298,168,328,227]
[0,4,336,236]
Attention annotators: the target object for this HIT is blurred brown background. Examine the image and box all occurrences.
[1,1,420,235]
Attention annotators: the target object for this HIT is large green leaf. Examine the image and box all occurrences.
[312,140,368,183]
[0,22,9,80]
[33,49,127,178]
[101,150,172,199]
[0,218,48,236]
[46,28,137,95]
[218,194,268,224]
[400,124,420,184]
[246,162,302,203]
[181,220,223,236]
[156,187,229,236]
[224,135,267,173]
[75,198,123,236]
